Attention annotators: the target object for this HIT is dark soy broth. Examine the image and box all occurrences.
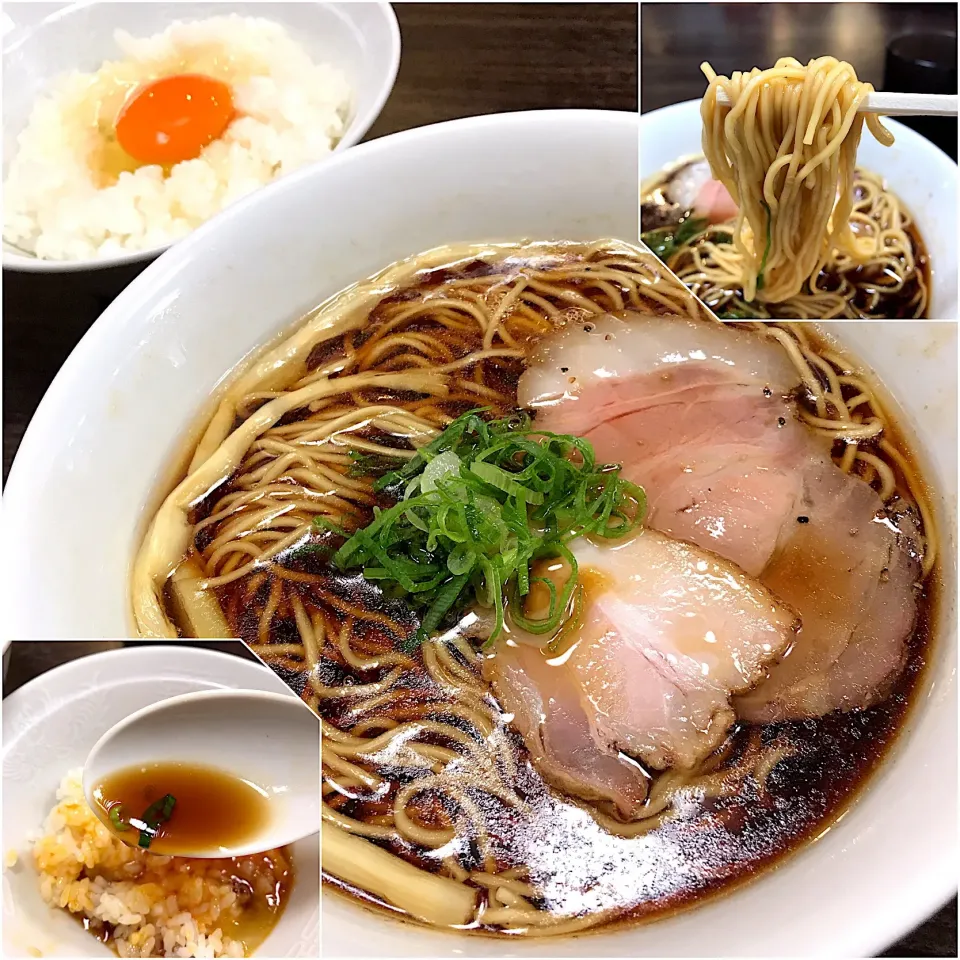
[147,244,939,935]
[93,762,270,854]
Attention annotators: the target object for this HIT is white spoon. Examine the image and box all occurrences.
[83,689,318,858]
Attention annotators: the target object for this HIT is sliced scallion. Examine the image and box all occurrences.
[341,410,646,647]
[136,793,177,849]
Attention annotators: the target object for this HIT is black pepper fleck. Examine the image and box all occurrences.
[778,417,786,427]
[797,516,809,523]
[763,386,772,397]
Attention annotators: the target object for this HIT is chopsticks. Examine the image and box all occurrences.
[712,89,958,117]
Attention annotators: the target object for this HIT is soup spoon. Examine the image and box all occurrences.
[83,689,319,857]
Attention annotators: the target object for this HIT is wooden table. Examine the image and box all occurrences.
[1,2,638,479]
[642,9,957,949]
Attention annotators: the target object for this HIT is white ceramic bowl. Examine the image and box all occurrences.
[2,109,956,956]
[1,0,400,272]
[1,646,319,957]
[640,100,959,319]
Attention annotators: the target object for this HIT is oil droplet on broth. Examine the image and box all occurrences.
[93,761,271,854]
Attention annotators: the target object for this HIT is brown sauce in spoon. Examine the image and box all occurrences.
[93,761,271,855]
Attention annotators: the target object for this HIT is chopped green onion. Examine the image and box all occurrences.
[470,461,544,504]
[420,450,462,493]
[136,793,177,849]
[109,805,130,832]
[756,201,772,291]
[311,516,349,537]
[708,230,733,245]
[347,450,406,478]
[641,215,709,261]
[342,411,646,648]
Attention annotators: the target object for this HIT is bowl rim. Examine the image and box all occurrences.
[0,642,276,704]
[1,0,402,273]
[638,98,959,322]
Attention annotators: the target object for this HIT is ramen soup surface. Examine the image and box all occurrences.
[134,241,937,936]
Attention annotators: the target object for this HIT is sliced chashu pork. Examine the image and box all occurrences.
[523,310,803,576]
[486,531,798,817]
[736,459,920,721]
[489,638,652,818]
[519,311,922,721]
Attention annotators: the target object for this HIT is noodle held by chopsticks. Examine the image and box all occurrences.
[700,56,895,303]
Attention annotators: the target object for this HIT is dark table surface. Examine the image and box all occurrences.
[641,13,958,949]
[1,2,637,480]
[641,2,958,111]
[641,2,958,159]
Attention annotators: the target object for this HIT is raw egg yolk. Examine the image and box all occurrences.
[115,73,234,165]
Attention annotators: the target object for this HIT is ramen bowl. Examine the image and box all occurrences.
[3,109,957,956]
[640,99,959,320]
[1,0,400,272]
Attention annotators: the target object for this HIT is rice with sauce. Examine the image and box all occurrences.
[29,770,290,958]
[3,15,351,261]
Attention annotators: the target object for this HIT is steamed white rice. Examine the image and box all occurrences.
[3,15,352,261]
[28,769,291,958]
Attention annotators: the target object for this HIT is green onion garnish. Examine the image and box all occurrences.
[717,303,764,319]
[756,200,772,291]
[135,793,177,849]
[641,215,709,261]
[109,804,130,831]
[347,450,406,478]
[334,410,646,648]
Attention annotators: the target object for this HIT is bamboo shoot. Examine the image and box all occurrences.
[322,823,478,927]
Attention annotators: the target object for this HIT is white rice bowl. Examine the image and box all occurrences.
[3,15,352,261]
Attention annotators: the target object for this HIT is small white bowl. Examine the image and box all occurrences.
[1,645,319,957]
[1,109,956,956]
[640,99,959,319]
[1,0,400,272]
